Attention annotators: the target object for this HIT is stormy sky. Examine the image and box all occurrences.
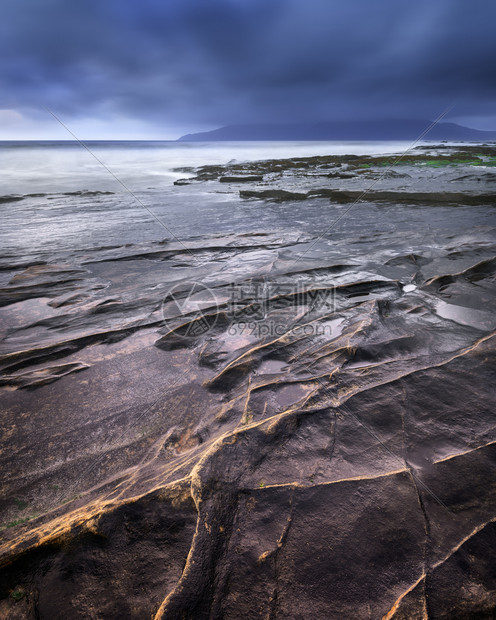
[1,0,495,139]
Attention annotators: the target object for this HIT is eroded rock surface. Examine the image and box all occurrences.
[0,146,495,618]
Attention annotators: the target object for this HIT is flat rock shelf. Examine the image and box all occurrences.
[0,144,495,619]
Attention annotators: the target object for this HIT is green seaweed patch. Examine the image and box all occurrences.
[373,157,485,168]
[1,514,40,530]
[472,158,496,167]
[10,589,25,602]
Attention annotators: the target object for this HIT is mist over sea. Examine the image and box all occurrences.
[1,140,414,191]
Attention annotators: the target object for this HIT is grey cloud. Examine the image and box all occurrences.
[1,0,495,131]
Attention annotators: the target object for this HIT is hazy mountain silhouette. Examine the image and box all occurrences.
[178,120,496,142]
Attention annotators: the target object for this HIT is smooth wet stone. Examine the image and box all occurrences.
[0,145,495,619]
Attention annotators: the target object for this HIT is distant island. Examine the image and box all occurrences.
[178,119,496,142]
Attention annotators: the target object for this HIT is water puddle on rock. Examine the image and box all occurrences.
[435,300,496,330]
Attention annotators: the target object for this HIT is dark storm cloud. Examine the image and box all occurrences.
[1,0,496,131]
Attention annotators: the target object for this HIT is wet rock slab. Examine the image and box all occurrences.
[0,146,495,618]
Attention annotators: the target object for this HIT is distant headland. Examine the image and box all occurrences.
[178,119,496,142]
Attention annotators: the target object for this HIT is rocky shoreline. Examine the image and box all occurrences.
[0,144,495,618]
